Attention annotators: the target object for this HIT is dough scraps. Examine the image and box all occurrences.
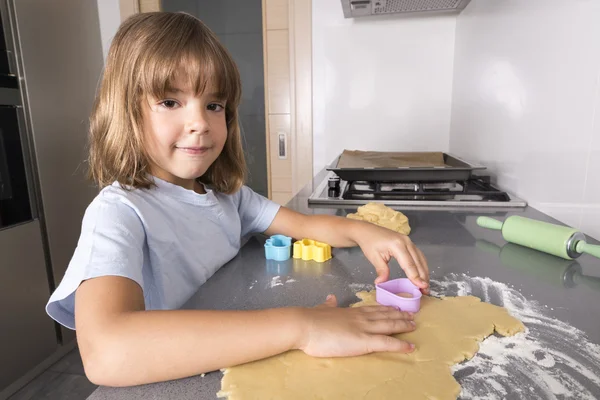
[347,202,411,235]
[218,291,525,400]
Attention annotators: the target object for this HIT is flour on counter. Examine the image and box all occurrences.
[349,283,374,292]
[267,276,297,289]
[431,274,600,400]
[269,276,283,288]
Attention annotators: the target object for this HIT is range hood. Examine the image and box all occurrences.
[341,0,472,18]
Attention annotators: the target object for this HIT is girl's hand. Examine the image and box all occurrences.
[296,295,416,358]
[353,222,430,293]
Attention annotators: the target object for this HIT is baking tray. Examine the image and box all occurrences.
[327,151,486,182]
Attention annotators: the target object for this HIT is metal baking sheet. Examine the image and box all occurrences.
[327,151,486,182]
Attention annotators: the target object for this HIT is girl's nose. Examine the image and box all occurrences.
[186,109,210,135]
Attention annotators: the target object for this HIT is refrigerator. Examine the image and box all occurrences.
[0,0,104,394]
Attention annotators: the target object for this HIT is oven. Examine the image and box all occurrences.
[0,3,58,394]
[0,9,34,230]
[0,101,33,228]
[0,13,16,88]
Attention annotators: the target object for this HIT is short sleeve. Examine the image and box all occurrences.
[46,193,146,329]
[236,186,281,237]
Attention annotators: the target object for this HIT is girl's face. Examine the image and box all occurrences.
[141,76,228,192]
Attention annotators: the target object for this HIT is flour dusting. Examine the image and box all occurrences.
[431,274,600,400]
[269,276,283,288]
[349,283,374,292]
[268,276,296,289]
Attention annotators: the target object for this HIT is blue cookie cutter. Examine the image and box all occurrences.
[264,235,292,261]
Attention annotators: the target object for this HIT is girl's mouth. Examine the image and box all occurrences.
[176,146,211,155]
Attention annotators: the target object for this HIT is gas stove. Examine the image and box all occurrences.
[308,171,527,208]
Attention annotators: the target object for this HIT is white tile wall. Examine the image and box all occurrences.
[450,0,600,240]
[581,92,600,239]
[312,0,457,174]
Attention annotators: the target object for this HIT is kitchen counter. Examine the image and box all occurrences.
[87,171,600,400]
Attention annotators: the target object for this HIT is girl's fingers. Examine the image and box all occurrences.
[359,305,411,314]
[407,244,429,291]
[416,247,429,281]
[365,309,414,322]
[316,294,338,308]
[391,243,427,289]
[359,306,394,313]
[370,254,390,284]
[415,248,430,294]
[363,317,416,335]
[366,335,415,353]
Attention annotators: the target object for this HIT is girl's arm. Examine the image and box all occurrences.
[264,207,429,289]
[76,275,415,387]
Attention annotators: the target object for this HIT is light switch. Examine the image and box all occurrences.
[278,132,287,159]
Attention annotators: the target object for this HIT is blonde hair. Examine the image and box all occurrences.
[88,12,246,193]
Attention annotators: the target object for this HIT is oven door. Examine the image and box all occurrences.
[0,9,17,88]
[0,99,33,229]
[0,12,9,74]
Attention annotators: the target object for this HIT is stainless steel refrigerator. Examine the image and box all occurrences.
[0,0,103,394]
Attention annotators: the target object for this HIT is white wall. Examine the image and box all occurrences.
[449,0,600,240]
[96,0,121,61]
[312,0,457,174]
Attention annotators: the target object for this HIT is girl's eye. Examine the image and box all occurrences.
[159,100,178,109]
[207,103,224,112]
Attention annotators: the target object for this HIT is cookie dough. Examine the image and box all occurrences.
[347,202,411,235]
[218,291,524,400]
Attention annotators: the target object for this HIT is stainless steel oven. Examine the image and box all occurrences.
[0,2,28,230]
[0,101,34,229]
[0,3,58,394]
[0,1,39,232]
[0,14,16,89]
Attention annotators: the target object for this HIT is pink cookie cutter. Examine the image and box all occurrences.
[375,278,422,312]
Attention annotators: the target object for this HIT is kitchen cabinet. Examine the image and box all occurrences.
[0,221,57,392]
[0,0,104,395]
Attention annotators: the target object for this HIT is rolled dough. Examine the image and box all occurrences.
[218,292,524,399]
[347,202,411,235]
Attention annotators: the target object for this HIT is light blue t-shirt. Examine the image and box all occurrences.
[46,177,280,329]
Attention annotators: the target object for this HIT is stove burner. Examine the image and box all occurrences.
[310,172,526,208]
[339,177,511,203]
[422,182,463,192]
[328,176,341,197]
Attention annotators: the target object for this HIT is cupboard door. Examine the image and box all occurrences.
[0,221,58,392]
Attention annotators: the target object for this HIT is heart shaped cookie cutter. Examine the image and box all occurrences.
[375,278,422,312]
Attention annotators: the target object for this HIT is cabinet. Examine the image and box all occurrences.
[0,0,105,394]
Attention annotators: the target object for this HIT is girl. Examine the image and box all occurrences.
[46,12,429,387]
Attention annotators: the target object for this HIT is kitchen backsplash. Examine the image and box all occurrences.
[449,0,600,240]
[312,0,456,174]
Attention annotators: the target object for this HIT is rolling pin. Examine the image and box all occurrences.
[477,216,600,261]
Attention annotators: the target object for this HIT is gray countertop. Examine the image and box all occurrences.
[88,172,600,400]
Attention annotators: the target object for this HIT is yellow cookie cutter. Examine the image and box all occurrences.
[292,239,332,262]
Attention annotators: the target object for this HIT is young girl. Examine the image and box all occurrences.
[46,12,429,387]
